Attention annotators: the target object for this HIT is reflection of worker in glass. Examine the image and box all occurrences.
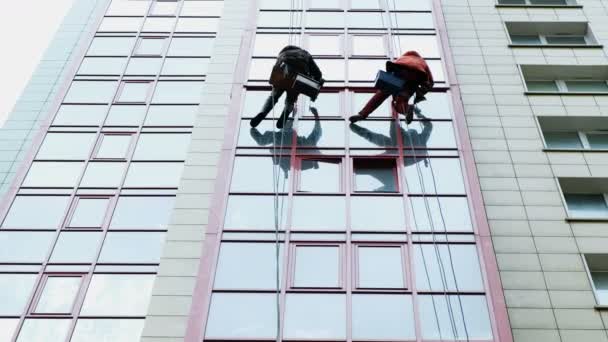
[350,107,433,166]
[349,51,434,125]
[249,110,322,178]
[250,46,324,129]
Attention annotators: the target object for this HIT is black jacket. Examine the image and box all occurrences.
[276,46,323,81]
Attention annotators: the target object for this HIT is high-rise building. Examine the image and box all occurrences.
[1,0,607,341]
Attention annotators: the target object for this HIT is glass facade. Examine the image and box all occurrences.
[0,0,222,341]
[201,1,498,341]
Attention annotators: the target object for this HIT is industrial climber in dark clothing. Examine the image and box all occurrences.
[250,45,324,129]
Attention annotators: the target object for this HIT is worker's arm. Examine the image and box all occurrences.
[308,58,323,81]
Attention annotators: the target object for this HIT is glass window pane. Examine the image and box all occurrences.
[152,81,204,103]
[104,105,146,126]
[544,131,582,149]
[125,58,163,75]
[352,294,415,339]
[292,196,346,230]
[350,0,381,8]
[95,134,133,159]
[162,58,210,75]
[294,246,340,287]
[98,17,143,32]
[145,105,197,126]
[358,246,405,288]
[392,0,432,10]
[248,58,274,80]
[176,18,219,32]
[258,11,302,28]
[351,35,385,57]
[231,156,290,192]
[87,37,136,56]
[49,232,103,263]
[34,277,81,313]
[510,34,541,44]
[64,81,118,103]
[224,195,287,230]
[68,198,111,228]
[530,0,567,4]
[106,0,150,16]
[297,120,345,147]
[168,37,215,56]
[71,319,145,342]
[419,295,493,340]
[78,57,128,75]
[214,242,283,289]
[416,92,452,119]
[16,319,71,342]
[393,12,435,29]
[37,133,96,160]
[135,38,167,56]
[116,82,152,103]
[2,196,70,229]
[306,12,345,28]
[395,35,441,58]
[348,59,385,82]
[305,92,340,117]
[415,244,484,291]
[81,274,154,316]
[0,319,19,342]
[546,35,587,44]
[284,294,346,339]
[308,35,342,56]
[239,120,294,147]
[151,1,178,15]
[350,121,398,147]
[404,120,456,149]
[566,81,608,92]
[253,34,290,56]
[354,159,398,192]
[527,80,559,92]
[53,105,108,126]
[347,12,384,28]
[426,59,445,82]
[123,162,184,188]
[98,232,166,264]
[0,232,55,263]
[409,197,472,232]
[315,59,345,81]
[205,293,277,339]
[23,162,84,188]
[142,17,176,32]
[591,272,608,304]
[404,158,465,194]
[587,133,608,149]
[299,159,341,192]
[351,196,405,231]
[565,194,608,218]
[309,0,341,9]
[181,1,224,16]
[110,197,175,229]
[0,274,37,315]
[133,133,192,160]
[80,162,127,188]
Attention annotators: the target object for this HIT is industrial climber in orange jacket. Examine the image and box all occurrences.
[349,51,434,125]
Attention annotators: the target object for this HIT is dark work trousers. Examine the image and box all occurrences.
[359,86,415,118]
[256,88,299,123]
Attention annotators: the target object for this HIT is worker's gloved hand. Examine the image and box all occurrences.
[414,94,426,104]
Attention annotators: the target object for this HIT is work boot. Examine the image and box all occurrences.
[250,113,265,128]
[349,114,365,124]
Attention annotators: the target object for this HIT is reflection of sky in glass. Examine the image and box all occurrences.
[81,275,154,316]
[71,319,145,342]
[35,277,81,313]
[16,319,71,342]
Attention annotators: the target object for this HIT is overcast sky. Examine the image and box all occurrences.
[0,0,76,126]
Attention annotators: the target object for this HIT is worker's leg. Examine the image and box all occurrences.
[250,88,284,128]
[277,91,298,129]
[349,90,391,123]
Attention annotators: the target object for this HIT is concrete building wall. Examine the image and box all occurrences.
[0,0,107,197]
[440,0,608,341]
[140,0,252,341]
